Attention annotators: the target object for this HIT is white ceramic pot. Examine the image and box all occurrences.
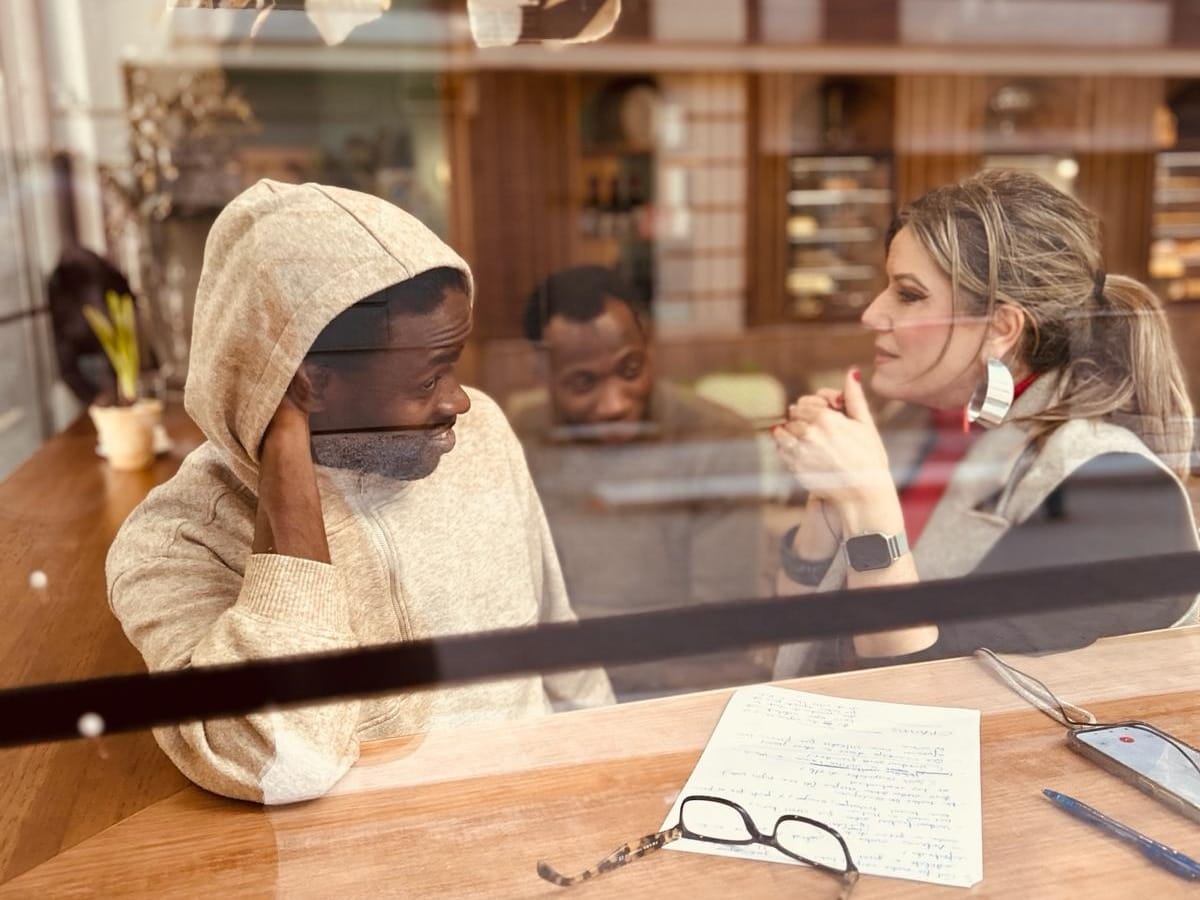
[89,398,162,471]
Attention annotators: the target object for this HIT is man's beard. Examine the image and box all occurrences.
[310,430,445,482]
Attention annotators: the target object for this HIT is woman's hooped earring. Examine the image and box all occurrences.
[966,357,1014,428]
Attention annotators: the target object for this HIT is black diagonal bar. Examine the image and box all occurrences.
[1,551,1198,748]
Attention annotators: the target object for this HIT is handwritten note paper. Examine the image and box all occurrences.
[662,685,982,887]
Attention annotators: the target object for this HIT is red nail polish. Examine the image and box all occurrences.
[851,369,862,382]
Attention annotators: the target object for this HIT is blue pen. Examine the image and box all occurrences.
[1042,789,1200,881]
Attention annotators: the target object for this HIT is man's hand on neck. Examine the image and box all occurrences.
[252,373,332,564]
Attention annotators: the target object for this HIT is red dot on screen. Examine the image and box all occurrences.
[1119,736,1136,743]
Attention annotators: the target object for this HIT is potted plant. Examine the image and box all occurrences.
[84,290,161,471]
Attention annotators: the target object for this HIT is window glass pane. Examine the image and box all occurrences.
[3,4,1200,897]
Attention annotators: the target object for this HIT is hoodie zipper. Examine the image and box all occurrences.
[357,497,414,642]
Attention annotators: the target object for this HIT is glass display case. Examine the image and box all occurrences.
[1150,151,1200,302]
[784,154,892,321]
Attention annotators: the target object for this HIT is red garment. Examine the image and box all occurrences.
[898,374,1039,545]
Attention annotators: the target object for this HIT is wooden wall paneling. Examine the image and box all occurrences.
[921,75,941,190]
[903,74,933,202]
[920,74,937,190]
[511,74,535,333]
[746,0,761,44]
[563,75,585,267]
[1080,144,1104,245]
[746,71,763,324]
[1084,151,1157,281]
[1171,0,1200,46]
[609,0,652,40]
[930,72,952,188]
[895,72,915,204]
[1120,80,1156,283]
[961,75,987,186]
[915,74,930,194]
[1076,77,1162,282]
[1131,151,1156,280]
[466,72,499,339]
[968,76,988,163]
[747,73,790,326]
[822,0,898,44]
[444,73,476,267]
[952,71,969,166]
[466,72,579,340]
[541,74,571,279]
[897,73,923,203]
[443,73,482,385]
[947,76,981,188]
[895,74,986,205]
[942,76,966,188]
[1072,74,1092,148]
[1166,300,1200,409]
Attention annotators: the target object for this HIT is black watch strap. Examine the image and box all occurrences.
[780,524,835,587]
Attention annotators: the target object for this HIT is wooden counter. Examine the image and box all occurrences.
[3,625,1200,897]
[0,407,202,883]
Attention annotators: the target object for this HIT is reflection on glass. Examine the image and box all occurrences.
[513,264,772,701]
[1,8,1199,899]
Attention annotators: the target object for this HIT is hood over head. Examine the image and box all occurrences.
[184,180,473,489]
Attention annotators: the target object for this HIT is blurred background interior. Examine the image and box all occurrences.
[4,0,1200,480]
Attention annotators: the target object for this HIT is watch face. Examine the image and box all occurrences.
[847,534,892,571]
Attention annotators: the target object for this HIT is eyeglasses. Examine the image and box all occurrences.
[537,794,859,898]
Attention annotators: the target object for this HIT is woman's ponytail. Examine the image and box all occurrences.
[1075,275,1195,477]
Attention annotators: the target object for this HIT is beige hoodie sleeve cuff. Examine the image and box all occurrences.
[239,554,352,634]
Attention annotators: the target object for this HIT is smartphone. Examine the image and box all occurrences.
[1068,721,1200,824]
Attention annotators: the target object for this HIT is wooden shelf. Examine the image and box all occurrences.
[787,188,893,205]
[1154,188,1200,203]
[788,156,880,174]
[788,226,878,244]
[1158,151,1200,166]
[1154,224,1200,239]
[581,143,655,158]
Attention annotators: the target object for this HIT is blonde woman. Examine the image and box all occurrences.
[773,169,1199,675]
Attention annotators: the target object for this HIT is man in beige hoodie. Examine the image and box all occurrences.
[107,180,613,804]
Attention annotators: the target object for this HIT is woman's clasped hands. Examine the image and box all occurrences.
[771,367,893,519]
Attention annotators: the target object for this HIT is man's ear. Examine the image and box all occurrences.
[987,302,1026,362]
[297,359,333,414]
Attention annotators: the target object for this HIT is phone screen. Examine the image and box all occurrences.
[1074,724,1200,805]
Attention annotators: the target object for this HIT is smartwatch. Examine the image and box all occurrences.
[844,531,909,572]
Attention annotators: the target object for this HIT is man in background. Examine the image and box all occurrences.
[509,265,772,700]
